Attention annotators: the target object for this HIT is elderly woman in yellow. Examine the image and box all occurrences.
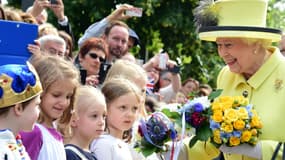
[194,0,285,159]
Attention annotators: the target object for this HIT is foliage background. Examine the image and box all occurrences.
[7,0,285,88]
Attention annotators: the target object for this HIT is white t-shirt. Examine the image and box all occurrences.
[90,134,133,160]
[159,84,176,103]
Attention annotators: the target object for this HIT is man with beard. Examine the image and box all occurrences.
[102,20,129,63]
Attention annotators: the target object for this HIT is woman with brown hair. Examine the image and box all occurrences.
[76,37,108,87]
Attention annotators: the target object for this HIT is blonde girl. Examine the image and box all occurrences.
[65,85,106,160]
[105,59,148,117]
[90,77,141,160]
[20,56,80,160]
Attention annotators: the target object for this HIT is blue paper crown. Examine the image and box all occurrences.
[0,20,38,65]
[0,62,42,108]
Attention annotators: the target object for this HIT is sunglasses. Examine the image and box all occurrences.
[88,53,105,62]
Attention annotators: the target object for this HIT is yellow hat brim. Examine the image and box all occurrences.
[199,28,282,42]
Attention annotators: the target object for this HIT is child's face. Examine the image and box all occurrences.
[21,95,41,131]
[107,93,140,137]
[74,102,106,140]
[41,79,75,125]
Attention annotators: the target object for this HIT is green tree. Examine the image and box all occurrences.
[7,0,285,88]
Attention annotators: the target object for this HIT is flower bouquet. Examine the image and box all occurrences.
[136,112,177,159]
[162,90,222,148]
[210,96,262,147]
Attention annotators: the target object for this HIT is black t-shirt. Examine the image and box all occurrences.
[65,144,97,160]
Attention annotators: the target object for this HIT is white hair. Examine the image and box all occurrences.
[38,34,66,52]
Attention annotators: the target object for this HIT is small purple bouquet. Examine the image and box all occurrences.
[136,112,177,159]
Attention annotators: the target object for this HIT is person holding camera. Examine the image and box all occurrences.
[143,53,181,104]
[78,4,141,58]
[26,0,74,41]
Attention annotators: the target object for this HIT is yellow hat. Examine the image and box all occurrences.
[194,0,282,42]
[0,62,42,108]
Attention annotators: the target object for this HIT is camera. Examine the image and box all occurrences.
[50,0,58,4]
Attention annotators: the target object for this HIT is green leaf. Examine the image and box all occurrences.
[161,108,180,119]
[196,125,212,141]
[142,147,157,157]
[208,89,223,100]
[189,135,199,148]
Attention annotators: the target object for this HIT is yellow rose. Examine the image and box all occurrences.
[251,129,258,136]
[213,129,222,144]
[234,96,249,106]
[229,136,240,146]
[212,110,223,123]
[233,119,245,130]
[211,101,223,111]
[224,108,238,122]
[222,101,233,110]
[238,107,249,119]
[221,122,233,133]
[250,116,262,128]
[219,96,234,104]
[241,130,252,142]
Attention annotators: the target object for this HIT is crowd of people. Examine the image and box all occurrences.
[0,0,285,159]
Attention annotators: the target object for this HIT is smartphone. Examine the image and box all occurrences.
[79,69,87,85]
[167,65,180,74]
[98,63,112,84]
[50,0,58,4]
[125,7,143,17]
[159,53,168,69]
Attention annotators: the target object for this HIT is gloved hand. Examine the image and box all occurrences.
[219,143,262,159]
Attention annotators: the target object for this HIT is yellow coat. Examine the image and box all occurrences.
[177,136,220,160]
[217,47,285,160]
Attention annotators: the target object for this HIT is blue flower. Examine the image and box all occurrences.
[193,103,204,112]
[210,120,220,130]
[146,117,169,145]
[232,131,241,138]
[220,131,231,139]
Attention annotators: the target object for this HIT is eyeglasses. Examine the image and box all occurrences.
[88,53,105,62]
[162,77,171,82]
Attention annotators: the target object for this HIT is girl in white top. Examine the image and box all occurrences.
[90,77,142,160]
[20,56,80,160]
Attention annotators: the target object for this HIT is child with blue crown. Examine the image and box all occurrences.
[0,19,41,160]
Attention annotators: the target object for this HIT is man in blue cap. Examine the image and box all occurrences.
[78,4,141,60]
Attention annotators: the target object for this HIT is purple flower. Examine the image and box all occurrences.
[193,103,204,112]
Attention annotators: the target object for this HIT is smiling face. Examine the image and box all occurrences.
[105,26,129,59]
[106,93,140,138]
[216,38,263,76]
[40,79,75,127]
